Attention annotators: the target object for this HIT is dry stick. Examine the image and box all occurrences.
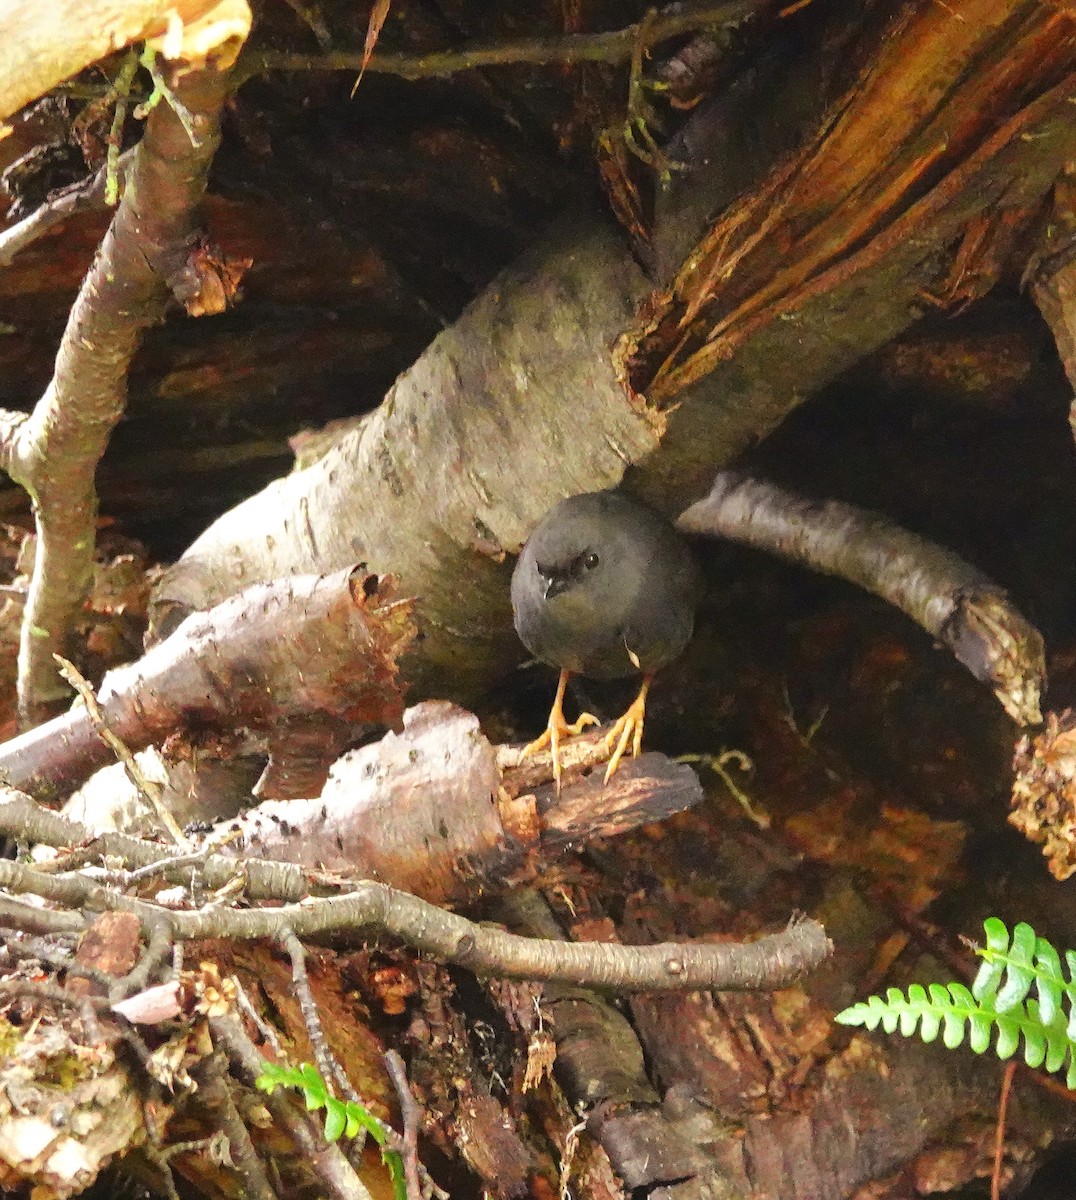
[143,1144,190,1200]
[0,975,111,1016]
[54,654,189,846]
[0,854,829,992]
[116,914,175,1001]
[197,1052,280,1200]
[234,979,283,1057]
[384,1050,424,1200]
[272,938,420,1194]
[677,470,1045,726]
[0,787,828,992]
[0,788,341,904]
[236,1,760,85]
[211,1012,376,1200]
[0,36,244,725]
[0,149,136,267]
[0,893,86,935]
[991,1059,1018,1200]
[279,925,359,1106]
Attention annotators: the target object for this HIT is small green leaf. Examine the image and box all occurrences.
[324,1098,348,1142]
[995,1015,1021,1060]
[995,923,1037,1012]
[1032,939,1063,1025]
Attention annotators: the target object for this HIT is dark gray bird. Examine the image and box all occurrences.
[511,490,698,786]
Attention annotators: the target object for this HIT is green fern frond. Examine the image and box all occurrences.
[973,917,1076,1032]
[257,1061,407,1200]
[835,919,1076,1089]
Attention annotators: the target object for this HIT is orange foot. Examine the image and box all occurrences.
[521,669,599,790]
[603,675,652,783]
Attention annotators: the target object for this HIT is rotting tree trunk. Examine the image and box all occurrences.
[151,0,1076,705]
[628,0,1076,506]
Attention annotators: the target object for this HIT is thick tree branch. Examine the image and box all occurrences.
[0,10,249,724]
[0,568,414,803]
[678,472,1045,725]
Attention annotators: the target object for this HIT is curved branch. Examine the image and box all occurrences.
[678,471,1045,725]
[0,150,135,268]
[0,14,249,724]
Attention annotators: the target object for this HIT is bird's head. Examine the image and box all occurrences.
[535,547,602,600]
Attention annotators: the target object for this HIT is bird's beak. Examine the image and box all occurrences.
[542,574,567,600]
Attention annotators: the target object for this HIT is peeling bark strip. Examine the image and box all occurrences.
[0,568,415,802]
[0,7,251,723]
[216,702,705,905]
[621,0,1076,404]
[678,472,1045,725]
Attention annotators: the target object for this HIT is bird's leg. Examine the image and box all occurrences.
[521,669,600,790]
[603,675,652,783]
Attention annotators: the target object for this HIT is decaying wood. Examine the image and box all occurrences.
[1027,175,1076,405]
[493,830,1072,1200]
[150,0,1076,715]
[0,912,151,1199]
[622,0,1076,404]
[0,567,415,803]
[1011,711,1076,880]
[4,3,1076,1197]
[678,471,1046,725]
[226,701,705,906]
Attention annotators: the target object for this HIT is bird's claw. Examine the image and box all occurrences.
[603,695,646,783]
[520,679,599,791]
[520,710,600,759]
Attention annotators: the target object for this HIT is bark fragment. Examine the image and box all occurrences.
[0,567,415,803]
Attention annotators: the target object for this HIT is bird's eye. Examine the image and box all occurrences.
[583,552,599,570]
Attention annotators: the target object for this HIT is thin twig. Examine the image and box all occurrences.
[114,913,175,1001]
[0,44,241,724]
[236,1,758,84]
[278,925,359,1106]
[384,1050,423,1200]
[992,1059,1017,1200]
[197,1051,279,1200]
[211,1013,376,1200]
[0,149,136,267]
[234,978,283,1056]
[54,654,189,847]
